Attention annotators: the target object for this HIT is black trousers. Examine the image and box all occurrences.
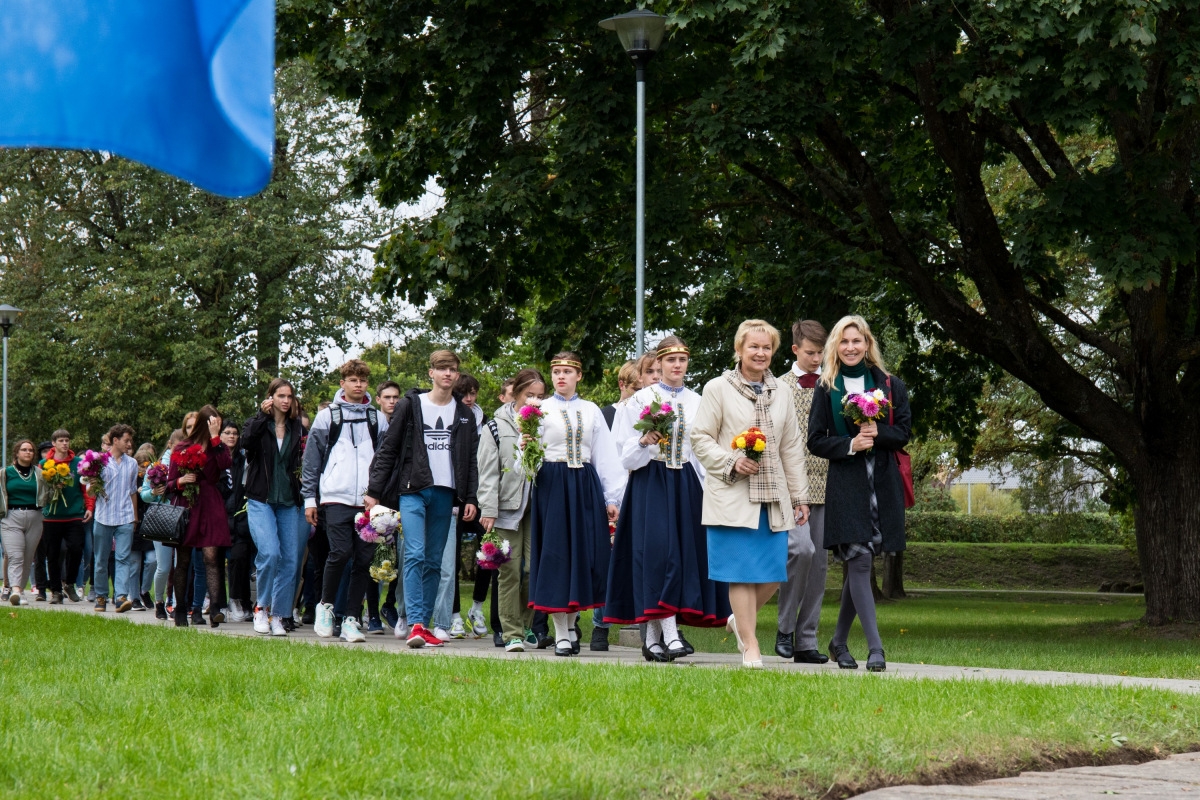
[226,513,255,604]
[303,509,330,612]
[320,504,373,619]
[42,519,85,589]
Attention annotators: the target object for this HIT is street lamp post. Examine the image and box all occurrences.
[0,305,20,470]
[600,9,667,357]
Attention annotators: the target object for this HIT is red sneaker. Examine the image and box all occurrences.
[406,623,428,649]
[418,624,444,647]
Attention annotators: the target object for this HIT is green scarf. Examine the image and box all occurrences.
[830,362,875,437]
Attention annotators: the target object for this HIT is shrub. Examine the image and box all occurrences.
[906,512,1130,545]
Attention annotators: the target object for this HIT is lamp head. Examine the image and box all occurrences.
[599,9,667,72]
[0,304,21,337]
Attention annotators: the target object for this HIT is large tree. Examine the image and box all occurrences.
[282,0,1200,623]
[0,62,388,445]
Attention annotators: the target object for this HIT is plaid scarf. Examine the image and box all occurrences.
[724,367,782,505]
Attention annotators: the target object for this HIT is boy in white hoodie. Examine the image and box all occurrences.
[301,359,388,643]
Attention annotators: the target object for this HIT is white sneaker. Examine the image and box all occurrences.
[228,600,251,623]
[269,616,288,636]
[253,606,270,634]
[313,602,335,638]
[433,626,452,642]
[18,593,28,606]
[340,616,366,643]
[448,617,467,639]
[392,617,409,639]
[201,595,210,613]
[467,608,488,637]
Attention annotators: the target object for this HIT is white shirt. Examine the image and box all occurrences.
[420,393,456,489]
[93,453,139,527]
[614,384,705,481]
[540,394,627,507]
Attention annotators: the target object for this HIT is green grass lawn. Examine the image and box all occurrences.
[3,609,1199,799]
[587,592,1200,680]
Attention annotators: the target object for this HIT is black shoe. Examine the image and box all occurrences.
[141,592,153,608]
[534,631,553,650]
[641,643,669,663]
[794,649,831,665]
[665,639,689,661]
[190,610,205,626]
[63,583,80,603]
[380,607,398,629]
[332,621,342,638]
[679,633,694,656]
[493,630,504,647]
[301,608,316,625]
[174,609,189,628]
[829,639,857,670]
[866,648,886,672]
[554,639,573,657]
[284,617,299,632]
[571,622,582,654]
[129,598,145,611]
[774,630,794,659]
[590,626,610,652]
[209,609,225,628]
[155,602,168,620]
[35,589,47,602]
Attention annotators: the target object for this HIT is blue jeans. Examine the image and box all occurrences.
[433,520,458,629]
[92,522,134,599]
[399,487,455,628]
[151,541,173,602]
[246,500,304,615]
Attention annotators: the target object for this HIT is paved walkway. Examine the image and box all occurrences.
[856,751,1200,798]
[33,600,1200,695]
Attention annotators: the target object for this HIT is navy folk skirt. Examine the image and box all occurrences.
[604,461,731,627]
[528,461,611,613]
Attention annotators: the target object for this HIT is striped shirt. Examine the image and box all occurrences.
[93,453,139,526]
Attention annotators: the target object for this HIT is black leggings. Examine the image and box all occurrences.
[226,514,255,604]
[173,546,225,621]
[42,519,85,588]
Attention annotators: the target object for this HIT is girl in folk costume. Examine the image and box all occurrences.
[606,336,731,661]
[528,352,627,657]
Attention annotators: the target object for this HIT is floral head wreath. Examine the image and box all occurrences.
[656,345,690,358]
[549,358,583,371]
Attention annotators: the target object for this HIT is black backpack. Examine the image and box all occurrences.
[319,405,380,475]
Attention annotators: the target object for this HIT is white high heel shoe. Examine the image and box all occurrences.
[726,614,745,654]
[742,654,765,669]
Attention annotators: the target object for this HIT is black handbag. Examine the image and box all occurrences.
[140,502,189,545]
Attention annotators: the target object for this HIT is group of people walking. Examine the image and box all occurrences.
[4,314,911,670]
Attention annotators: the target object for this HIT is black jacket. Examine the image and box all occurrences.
[367,388,479,507]
[222,448,247,516]
[807,367,912,553]
[240,412,304,507]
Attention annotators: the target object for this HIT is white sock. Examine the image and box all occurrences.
[470,600,483,615]
[551,612,570,643]
[645,619,663,647]
[661,615,680,646]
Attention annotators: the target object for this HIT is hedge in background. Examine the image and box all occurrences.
[897,543,1142,591]
[906,512,1128,545]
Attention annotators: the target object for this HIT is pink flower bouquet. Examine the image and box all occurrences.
[77,450,111,499]
[475,531,512,570]
[841,388,890,426]
[515,401,545,481]
[632,393,677,454]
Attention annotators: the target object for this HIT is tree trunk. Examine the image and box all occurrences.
[1134,458,1200,624]
[882,552,906,599]
[255,290,282,387]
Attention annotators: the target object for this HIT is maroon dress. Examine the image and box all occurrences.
[167,438,232,549]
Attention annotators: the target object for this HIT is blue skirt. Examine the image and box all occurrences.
[528,462,611,613]
[706,506,787,583]
[604,461,731,627]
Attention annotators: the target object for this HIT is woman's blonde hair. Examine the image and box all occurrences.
[820,315,888,389]
[733,319,781,359]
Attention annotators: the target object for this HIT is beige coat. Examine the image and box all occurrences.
[690,374,810,531]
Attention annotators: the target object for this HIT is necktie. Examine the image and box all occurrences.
[798,373,818,389]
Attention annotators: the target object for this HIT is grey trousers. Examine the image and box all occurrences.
[1,509,44,592]
[776,504,827,649]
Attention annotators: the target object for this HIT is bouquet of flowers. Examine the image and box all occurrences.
[369,541,398,584]
[77,450,110,499]
[146,462,168,489]
[355,504,400,544]
[39,457,74,513]
[515,400,545,482]
[475,531,512,570]
[632,394,677,454]
[731,427,767,463]
[841,388,890,427]
[173,444,208,505]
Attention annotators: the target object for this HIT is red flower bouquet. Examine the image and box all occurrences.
[173,444,208,505]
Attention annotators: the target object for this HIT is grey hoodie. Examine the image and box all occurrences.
[301,389,389,509]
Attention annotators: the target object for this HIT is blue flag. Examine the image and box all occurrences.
[0,1,275,197]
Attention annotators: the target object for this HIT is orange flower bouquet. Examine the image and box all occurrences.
[731,426,767,463]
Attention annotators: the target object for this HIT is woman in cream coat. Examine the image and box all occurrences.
[691,320,810,667]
